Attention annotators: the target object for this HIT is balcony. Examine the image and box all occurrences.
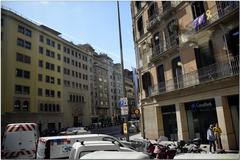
[151,34,179,62]
[146,1,181,31]
[183,2,239,39]
[148,55,239,97]
[146,13,161,31]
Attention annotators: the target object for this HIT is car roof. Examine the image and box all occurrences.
[39,134,115,141]
[80,151,149,159]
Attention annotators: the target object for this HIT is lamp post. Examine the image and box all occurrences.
[117,1,129,141]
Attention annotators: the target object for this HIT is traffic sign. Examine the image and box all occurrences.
[119,98,128,108]
[121,107,128,115]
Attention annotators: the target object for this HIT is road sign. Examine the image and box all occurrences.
[121,107,128,115]
[119,98,128,108]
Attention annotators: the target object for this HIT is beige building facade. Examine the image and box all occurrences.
[131,1,239,150]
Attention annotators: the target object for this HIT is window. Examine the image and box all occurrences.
[46,49,51,57]
[72,60,74,65]
[57,54,61,60]
[18,25,32,37]
[38,74,43,81]
[44,104,48,111]
[15,85,30,95]
[50,77,54,84]
[38,88,43,96]
[46,38,51,45]
[57,79,61,85]
[64,46,67,52]
[18,25,24,34]
[39,60,43,67]
[25,41,31,49]
[14,100,21,110]
[45,90,49,97]
[16,69,30,79]
[40,103,44,111]
[135,1,141,12]
[39,46,44,54]
[57,44,61,50]
[17,38,24,47]
[51,90,55,97]
[51,51,55,58]
[25,29,32,37]
[191,1,205,19]
[16,53,31,64]
[56,104,60,112]
[40,35,44,42]
[137,16,144,37]
[46,75,50,83]
[162,1,172,12]
[22,101,29,111]
[57,66,61,72]
[51,40,55,47]
[57,91,61,98]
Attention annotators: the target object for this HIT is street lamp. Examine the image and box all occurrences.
[117,1,129,141]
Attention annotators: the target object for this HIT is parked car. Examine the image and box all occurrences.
[80,151,150,159]
[59,127,90,135]
[36,134,133,159]
[69,141,132,159]
[2,123,39,159]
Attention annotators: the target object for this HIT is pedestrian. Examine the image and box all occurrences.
[213,122,223,149]
[207,124,216,153]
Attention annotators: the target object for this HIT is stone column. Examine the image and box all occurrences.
[215,96,236,150]
[156,106,164,138]
[175,103,189,141]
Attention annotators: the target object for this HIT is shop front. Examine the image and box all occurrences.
[185,99,218,143]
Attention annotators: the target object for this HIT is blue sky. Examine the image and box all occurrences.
[2,1,136,70]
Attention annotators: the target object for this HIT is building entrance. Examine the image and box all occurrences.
[185,99,217,143]
[161,105,178,141]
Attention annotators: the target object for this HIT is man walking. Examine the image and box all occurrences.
[207,124,216,153]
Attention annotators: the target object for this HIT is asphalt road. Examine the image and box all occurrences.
[90,125,122,137]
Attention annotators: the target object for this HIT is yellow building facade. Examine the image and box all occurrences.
[1,8,92,132]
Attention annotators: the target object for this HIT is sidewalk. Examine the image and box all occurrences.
[129,133,239,154]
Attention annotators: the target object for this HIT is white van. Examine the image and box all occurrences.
[80,151,150,159]
[69,141,124,159]
[2,123,39,159]
[36,134,133,159]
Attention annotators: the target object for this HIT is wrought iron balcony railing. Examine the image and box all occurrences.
[148,55,239,97]
[184,2,239,35]
[146,1,181,31]
[151,34,179,60]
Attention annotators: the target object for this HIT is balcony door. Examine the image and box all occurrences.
[172,56,183,89]
[157,64,166,92]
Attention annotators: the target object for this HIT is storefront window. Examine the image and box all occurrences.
[185,99,217,143]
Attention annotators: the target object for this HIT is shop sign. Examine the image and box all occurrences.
[123,122,128,134]
[121,107,128,115]
[191,101,213,111]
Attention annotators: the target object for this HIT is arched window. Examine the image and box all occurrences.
[22,101,29,111]
[14,100,21,110]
